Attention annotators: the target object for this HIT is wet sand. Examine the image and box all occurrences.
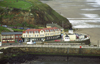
[75,28,100,45]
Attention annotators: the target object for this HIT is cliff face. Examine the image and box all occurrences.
[0,0,72,29]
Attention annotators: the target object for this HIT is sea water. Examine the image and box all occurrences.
[41,0,100,28]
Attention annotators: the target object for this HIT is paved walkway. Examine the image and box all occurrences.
[0,44,100,50]
[7,28,14,32]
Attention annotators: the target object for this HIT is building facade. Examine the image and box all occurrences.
[1,32,22,43]
[46,23,64,33]
[22,27,61,42]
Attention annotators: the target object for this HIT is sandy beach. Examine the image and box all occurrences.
[75,28,100,45]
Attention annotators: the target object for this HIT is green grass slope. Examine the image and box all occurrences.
[0,26,10,33]
[0,0,32,10]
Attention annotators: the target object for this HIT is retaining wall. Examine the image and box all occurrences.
[0,46,100,61]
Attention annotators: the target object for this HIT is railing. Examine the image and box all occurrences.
[0,44,100,49]
[44,43,82,45]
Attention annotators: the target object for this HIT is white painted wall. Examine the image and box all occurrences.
[64,37,70,41]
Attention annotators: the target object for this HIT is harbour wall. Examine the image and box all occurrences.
[0,46,100,61]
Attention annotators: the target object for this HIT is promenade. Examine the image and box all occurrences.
[0,43,100,58]
[0,43,100,50]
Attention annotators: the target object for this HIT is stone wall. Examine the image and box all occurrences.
[2,47,100,55]
[0,47,100,61]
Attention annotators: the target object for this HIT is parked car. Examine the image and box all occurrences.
[2,25,7,27]
[0,24,2,26]
[54,40,61,42]
[26,28,30,30]
[13,26,17,29]
[19,27,24,29]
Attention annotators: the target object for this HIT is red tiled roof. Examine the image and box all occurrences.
[25,29,42,33]
[23,27,60,33]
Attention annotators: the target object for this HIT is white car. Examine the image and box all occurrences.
[2,25,7,27]
[27,42,33,44]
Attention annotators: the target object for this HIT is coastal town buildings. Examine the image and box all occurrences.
[22,27,61,42]
[63,32,89,42]
[1,32,22,43]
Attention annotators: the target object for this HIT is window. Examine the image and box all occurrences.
[35,35,36,37]
[34,31,36,33]
[40,34,44,37]
[24,35,25,37]
[29,31,33,33]
[12,36,14,38]
[10,35,12,38]
[19,36,21,38]
[45,30,47,32]
[41,31,44,33]
[29,31,31,33]
[29,35,31,37]
[3,40,6,41]
[7,36,10,38]
[16,36,18,38]
[45,34,47,36]
[37,35,38,37]
[26,31,28,33]
[36,31,38,33]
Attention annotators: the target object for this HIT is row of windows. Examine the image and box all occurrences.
[30,36,58,41]
[23,32,61,37]
[16,36,21,38]
[2,36,14,38]
[3,40,14,41]
[46,36,59,40]
[25,29,60,33]
[26,31,39,33]
[32,38,43,41]
[24,34,44,37]
[2,36,22,38]
[45,33,49,36]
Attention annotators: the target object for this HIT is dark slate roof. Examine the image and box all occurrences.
[1,32,22,35]
[69,28,73,30]
[46,23,63,29]
[65,35,69,37]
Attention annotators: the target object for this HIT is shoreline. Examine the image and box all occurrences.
[74,28,100,45]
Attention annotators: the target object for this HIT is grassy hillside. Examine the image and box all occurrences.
[0,0,72,29]
[0,26,10,33]
[0,0,32,10]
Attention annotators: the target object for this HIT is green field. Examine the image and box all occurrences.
[0,0,32,10]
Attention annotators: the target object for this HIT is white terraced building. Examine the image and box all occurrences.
[22,27,61,42]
